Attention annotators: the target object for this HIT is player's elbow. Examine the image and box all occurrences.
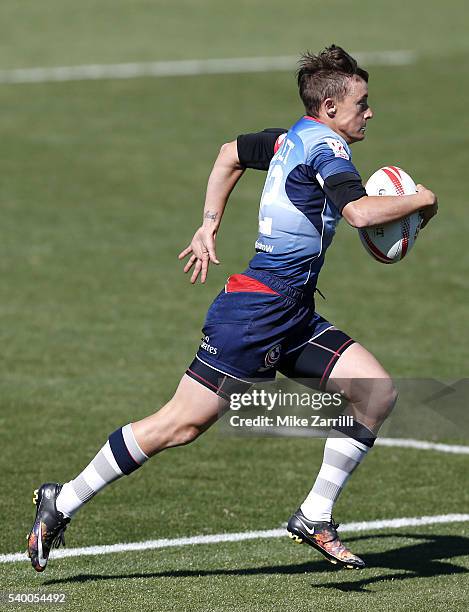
[219,141,233,156]
[342,198,371,228]
[218,140,243,170]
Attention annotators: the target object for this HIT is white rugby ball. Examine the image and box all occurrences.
[359,166,422,264]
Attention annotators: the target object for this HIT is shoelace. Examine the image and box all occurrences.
[322,519,341,544]
[51,525,67,549]
[48,513,70,549]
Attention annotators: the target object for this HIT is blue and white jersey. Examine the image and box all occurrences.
[248,116,362,292]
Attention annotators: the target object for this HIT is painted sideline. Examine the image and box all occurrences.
[0,51,416,85]
[2,513,467,565]
[376,438,469,454]
[254,429,469,455]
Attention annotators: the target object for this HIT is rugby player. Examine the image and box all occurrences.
[28,45,437,572]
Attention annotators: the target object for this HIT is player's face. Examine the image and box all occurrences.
[333,77,373,144]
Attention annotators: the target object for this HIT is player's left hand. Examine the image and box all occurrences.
[415,184,438,229]
[178,226,220,284]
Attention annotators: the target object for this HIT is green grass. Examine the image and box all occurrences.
[1,434,468,550]
[0,2,468,610]
[0,0,469,68]
[3,522,469,612]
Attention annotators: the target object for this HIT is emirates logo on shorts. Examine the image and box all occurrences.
[265,344,281,368]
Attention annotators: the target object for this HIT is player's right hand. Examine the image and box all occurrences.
[416,184,438,229]
[178,226,220,284]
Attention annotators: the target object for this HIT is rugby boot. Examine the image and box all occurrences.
[27,483,70,572]
[287,508,365,569]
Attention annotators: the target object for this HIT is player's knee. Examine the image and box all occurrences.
[375,378,398,418]
[349,376,398,422]
[368,378,398,422]
[171,423,203,447]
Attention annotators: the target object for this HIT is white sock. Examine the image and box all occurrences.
[56,424,148,518]
[301,426,374,522]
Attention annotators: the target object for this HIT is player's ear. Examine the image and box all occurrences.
[324,98,336,118]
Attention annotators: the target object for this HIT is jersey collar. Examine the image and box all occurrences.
[304,115,324,124]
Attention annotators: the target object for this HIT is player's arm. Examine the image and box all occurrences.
[342,186,438,229]
[178,140,245,283]
[313,144,438,229]
[179,129,287,283]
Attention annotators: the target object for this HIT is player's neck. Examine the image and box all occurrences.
[314,111,353,145]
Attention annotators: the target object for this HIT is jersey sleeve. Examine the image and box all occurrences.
[237,128,287,171]
[308,137,361,182]
[323,172,367,213]
[308,137,366,213]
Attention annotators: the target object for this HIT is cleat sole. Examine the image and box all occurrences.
[288,531,303,544]
[287,512,365,570]
[32,489,39,505]
[288,528,365,569]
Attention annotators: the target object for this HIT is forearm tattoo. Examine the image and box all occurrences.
[204,211,218,221]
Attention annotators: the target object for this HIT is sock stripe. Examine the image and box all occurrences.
[71,475,96,503]
[57,424,148,518]
[325,436,369,461]
[102,441,124,476]
[93,448,123,483]
[108,427,141,475]
[301,430,372,522]
[323,447,360,473]
[317,464,351,488]
[312,477,342,501]
[122,424,148,464]
[58,483,82,513]
[81,463,107,491]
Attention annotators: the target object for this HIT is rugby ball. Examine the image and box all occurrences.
[359,166,423,264]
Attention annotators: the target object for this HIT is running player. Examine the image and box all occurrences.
[27,45,438,572]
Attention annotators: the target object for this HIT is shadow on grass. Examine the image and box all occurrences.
[43,532,469,592]
[311,532,469,592]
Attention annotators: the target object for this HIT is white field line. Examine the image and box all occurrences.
[254,429,469,455]
[0,51,416,85]
[376,438,469,454]
[2,513,468,565]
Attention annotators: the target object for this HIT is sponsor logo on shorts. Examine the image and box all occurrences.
[264,344,281,368]
[200,335,218,355]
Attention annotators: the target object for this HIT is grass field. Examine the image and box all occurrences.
[0,2,468,610]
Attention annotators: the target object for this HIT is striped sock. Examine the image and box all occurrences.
[56,424,148,518]
[300,422,375,522]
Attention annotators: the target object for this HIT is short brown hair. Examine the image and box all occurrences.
[297,45,369,117]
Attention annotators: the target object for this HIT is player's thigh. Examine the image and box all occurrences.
[326,342,397,410]
[164,373,228,428]
[134,374,228,450]
[278,324,354,390]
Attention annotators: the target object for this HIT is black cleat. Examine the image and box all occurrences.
[27,483,70,572]
[287,508,365,569]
